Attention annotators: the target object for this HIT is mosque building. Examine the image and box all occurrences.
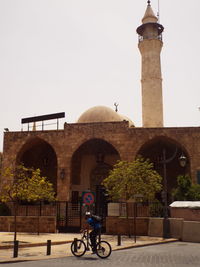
[1,1,200,208]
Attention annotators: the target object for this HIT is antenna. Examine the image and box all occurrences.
[157,0,160,22]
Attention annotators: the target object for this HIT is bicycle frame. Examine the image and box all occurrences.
[81,229,90,250]
[81,229,101,250]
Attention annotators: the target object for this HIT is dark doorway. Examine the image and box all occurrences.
[17,138,57,192]
[137,137,190,202]
[71,138,120,188]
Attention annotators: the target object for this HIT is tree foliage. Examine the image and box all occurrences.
[102,157,162,201]
[172,175,200,201]
[0,165,56,203]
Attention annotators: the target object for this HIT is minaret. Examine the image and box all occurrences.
[137,0,164,127]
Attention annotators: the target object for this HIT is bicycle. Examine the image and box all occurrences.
[71,229,112,259]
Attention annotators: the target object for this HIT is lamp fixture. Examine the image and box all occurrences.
[179,153,187,167]
[60,168,66,180]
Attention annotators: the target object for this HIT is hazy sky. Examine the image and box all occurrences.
[0,0,200,151]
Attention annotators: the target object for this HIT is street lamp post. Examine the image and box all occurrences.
[160,147,187,238]
[161,148,171,238]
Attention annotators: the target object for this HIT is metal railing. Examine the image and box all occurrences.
[110,201,166,218]
[138,34,163,42]
[0,201,167,218]
[0,201,57,217]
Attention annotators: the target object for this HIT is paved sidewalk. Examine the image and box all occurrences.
[0,232,178,263]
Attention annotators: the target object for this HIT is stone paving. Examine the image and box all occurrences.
[0,232,178,263]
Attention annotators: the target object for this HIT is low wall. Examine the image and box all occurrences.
[170,207,200,221]
[106,216,148,235]
[182,221,200,242]
[148,217,200,242]
[169,218,184,240]
[148,217,184,239]
[107,216,184,238]
[0,216,56,233]
[148,217,163,237]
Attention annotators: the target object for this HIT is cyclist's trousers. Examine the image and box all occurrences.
[90,228,100,251]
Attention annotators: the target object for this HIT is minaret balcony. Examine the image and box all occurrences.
[137,22,164,42]
[138,34,162,43]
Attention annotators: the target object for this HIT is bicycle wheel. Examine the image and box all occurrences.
[96,241,112,259]
[71,239,86,257]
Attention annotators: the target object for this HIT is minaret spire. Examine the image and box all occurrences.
[136,2,164,127]
[142,1,158,24]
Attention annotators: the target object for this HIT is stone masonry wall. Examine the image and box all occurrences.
[106,216,148,235]
[2,122,200,201]
[0,216,56,233]
[170,207,200,221]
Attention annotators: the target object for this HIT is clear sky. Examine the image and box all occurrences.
[0,0,200,151]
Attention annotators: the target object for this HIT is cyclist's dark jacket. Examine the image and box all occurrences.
[87,217,101,230]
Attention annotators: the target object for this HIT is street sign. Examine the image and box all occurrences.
[82,192,95,206]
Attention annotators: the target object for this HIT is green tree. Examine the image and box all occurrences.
[102,157,162,201]
[172,175,191,201]
[172,174,200,201]
[1,165,55,202]
[0,165,56,240]
[188,184,200,200]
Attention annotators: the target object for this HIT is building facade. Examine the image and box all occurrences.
[1,1,200,203]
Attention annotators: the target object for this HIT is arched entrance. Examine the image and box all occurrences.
[71,138,120,202]
[137,137,190,203]
[16,138,58,192]
[90,162,112,192]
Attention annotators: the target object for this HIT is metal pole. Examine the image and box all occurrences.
[47,240,51,255]
[134,202,137,243]
[14,202,17,242]
[80,199,82,232]
[13,240,19,258]
[86,229,90,251]
[117,235,121,246]
[163,149,170,238]
[74,238,77,253]
[163,149,168,219]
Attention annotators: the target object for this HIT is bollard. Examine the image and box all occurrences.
[13,240,19,258]
[74,238,78,253]
[47,240,51,255]
[117,234,121,246]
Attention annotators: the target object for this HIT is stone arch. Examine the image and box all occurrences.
[137,136,190,202]
[70,138,120,201]
[90,162,112,192]
[16,137,58,192]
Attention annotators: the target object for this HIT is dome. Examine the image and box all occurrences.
[77,105,134,126]
[77,106,121,123]
[119,115,135,127]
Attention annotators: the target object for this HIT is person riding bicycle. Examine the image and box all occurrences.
[84,211,102,253]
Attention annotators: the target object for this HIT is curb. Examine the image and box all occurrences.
[0,240,71,250]
[113,238,178,251]
[0,238,179,264]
